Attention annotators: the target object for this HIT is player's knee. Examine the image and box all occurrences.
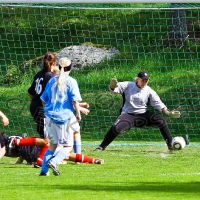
[111,125,122,136]
[36,138,49,146]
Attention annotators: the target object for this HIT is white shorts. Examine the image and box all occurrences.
[45,116,80,146]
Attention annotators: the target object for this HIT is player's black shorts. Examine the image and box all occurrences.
[30,101,46,138]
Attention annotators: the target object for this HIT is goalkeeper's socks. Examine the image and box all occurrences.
[100,127,118,148]
[51,148,69,166]
[75,153,97,163]
[14,137,36,146]
[36,144,49,165]
[73,140,82,154]
[41,149,54,174]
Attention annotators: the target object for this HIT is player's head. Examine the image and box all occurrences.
[58,57,72,72]
[136,71,149,88]
[43,52,57,72]
[57,57,72,94]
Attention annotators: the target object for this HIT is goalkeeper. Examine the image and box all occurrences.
[95,71,181,151]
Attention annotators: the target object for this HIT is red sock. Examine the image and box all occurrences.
[36,145,49,165]
[75,153,97,164]
[14,138,36,146]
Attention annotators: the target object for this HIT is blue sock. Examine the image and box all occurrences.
[51,148,69,166]
[41,150,54,174]
[73,140,82,154]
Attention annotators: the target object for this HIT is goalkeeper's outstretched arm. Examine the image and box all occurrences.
[162,107,181,118]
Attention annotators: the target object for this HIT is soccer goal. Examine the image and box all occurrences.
[0,2,199,145]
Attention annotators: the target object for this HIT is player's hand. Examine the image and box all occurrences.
[2,115,9,126]
[79,102,89,108]
[80,107,90,115]
[76,113,82,122]
[164,109,181,118]
[110,78,118,90]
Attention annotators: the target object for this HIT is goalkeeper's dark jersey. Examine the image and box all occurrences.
[0,132,40,163]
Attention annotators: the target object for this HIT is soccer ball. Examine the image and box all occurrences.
[172,136,186,150]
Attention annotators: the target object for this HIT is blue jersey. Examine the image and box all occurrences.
[41,74,82,125]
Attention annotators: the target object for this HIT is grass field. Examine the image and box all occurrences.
[1,143,200,200]
[0,4,199,200]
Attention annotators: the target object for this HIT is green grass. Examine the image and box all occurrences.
[1,143,200,200]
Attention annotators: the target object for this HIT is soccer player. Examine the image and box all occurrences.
[40,57,104,176]
[52,65,90,156]
[0,110,9,160]
[0,132,104,167]
[0,132,40,164]
[14,52,57,168]
[95,71,181,151]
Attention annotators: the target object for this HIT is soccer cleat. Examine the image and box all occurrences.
[22,133,28,138]
[48,161,60,176]
[94,146,105,151]
[39,171,50,176]
[34,163,42,168]
[95,159,104,164]
[167,144,174,151]
[185,134,189,145]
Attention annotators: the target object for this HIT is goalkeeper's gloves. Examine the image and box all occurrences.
[163,109,181,118]
[110,78,118,90]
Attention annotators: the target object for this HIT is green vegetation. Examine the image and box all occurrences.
[0,4,199,141]
[1,144,200,200]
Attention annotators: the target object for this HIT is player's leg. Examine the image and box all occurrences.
[40,117,57,176]
[73,131,81,154]
[14,137,37,146]
[47,117,79,176]
[40,146,55,176]
[34,110,49,167]
[68,152,104,164]
[145,111,173,150]
[95,113,134,151]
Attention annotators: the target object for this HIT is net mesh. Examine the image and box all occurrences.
[0,3,200,144]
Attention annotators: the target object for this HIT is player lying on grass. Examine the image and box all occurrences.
[13,102,90,166]
[0,132,104,166]
[95,71,181,152]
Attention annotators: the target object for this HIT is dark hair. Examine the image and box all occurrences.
[58,63,72,72]
[43,52,57,72]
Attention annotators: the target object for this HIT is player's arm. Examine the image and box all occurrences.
[73,100,81,121]
[79,102,90,115]
[0,146,6,159]
[149,89,180,118]
[0,111,9,126]
[28,93,33,99]
[109,78,128,95]
[27,79,36,99]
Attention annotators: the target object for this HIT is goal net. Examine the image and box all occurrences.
[0,3,199,145]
